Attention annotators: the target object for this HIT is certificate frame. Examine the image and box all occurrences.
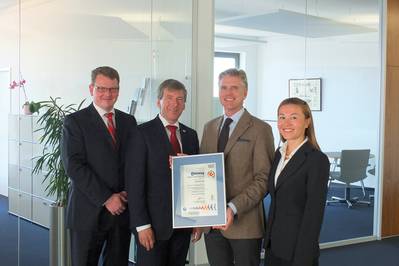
[288,78,322,111]
[171,153,227,228]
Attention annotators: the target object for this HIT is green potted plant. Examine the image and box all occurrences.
[32,96,85,266]
[22,101,41,115]
[33,97,85,205]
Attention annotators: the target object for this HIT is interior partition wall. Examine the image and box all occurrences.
[0,3,23,265]
[214,0,382,248]
[0,0,193,265]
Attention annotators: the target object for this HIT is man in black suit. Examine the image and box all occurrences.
[126,79,201,266]
[62,66,137,266]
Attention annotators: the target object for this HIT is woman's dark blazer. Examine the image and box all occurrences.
[265,141,330,266]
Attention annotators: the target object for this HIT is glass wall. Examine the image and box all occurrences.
[0,0,193,264]
[214,0,381,244]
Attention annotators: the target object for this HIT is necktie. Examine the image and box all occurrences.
[217,118,233,153]
[105,112,116,144]
[166,125,181,155]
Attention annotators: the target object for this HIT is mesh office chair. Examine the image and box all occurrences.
[327,149,371,208]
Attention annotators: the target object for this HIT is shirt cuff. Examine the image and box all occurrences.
[227,202,237,215]
[136,224,151,232]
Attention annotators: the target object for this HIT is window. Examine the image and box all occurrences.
[213,52,240,97]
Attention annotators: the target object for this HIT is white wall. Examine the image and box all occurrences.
[0,69,11,196]
[256,32,381,188]
[214,39,264,116]
[0,0,194,194]
[0,1,193,124]
[214,32,381,188]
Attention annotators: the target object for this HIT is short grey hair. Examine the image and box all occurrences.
[218,68,248,89]
[157,79,187,102]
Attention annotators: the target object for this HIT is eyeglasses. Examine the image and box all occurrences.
[94,85,119,94]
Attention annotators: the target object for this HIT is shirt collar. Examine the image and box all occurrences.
[279,137,308,160]
[93,102,115,117]
[223,108,245,124]
[158,114,180,129]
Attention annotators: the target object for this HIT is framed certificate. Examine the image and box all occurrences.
[171,153,227,228]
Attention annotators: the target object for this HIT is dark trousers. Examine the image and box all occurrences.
[265,249,319,266]
[136,229,191,266]
[204,229,262,266]
[70,209,131,266]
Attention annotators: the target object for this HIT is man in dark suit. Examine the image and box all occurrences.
[200,69,275,266]
[62,66,137,266]
[126,79,201,266]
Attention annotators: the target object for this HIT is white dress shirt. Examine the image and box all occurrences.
[158,114,182,151]
[136,114,182,232]
[274,138,308,186]
[220,108,245,137]
[93,102,116,128]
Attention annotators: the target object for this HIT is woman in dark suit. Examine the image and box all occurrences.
[264,97,330,266]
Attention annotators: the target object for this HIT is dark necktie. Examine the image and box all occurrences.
[217,118,233,153]
[105,112,116,144]
[166,125,181,155]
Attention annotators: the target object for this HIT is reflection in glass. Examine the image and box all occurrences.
[214,0,381,245]
[1,0,193,264]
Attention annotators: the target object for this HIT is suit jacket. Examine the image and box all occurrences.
[265,141,330,266]
[126,116,199,240]
[61,103,137,230]
[200,109,275,239]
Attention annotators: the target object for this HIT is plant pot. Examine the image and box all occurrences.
[22,103,32,115]
[49,204,71,266]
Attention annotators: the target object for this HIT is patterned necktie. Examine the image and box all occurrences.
[217,118,233,153]
[166,125,181,155]
[105,112,116,144]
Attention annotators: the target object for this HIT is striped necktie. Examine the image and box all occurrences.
[105,112,116,144]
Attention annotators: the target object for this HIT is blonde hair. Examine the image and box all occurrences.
[278,97,320,150]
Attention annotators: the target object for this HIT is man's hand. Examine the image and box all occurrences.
[138,228,155,251]
[212,207,234,231]
[104,192,128,215]
[119,191,128,201]
[191,227,202,243]
[169,153,188,169]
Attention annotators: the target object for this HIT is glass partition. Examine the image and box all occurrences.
[214,0,381,245]
[1,0,193,264]
[0,2,22,265]
[136,0,193,124]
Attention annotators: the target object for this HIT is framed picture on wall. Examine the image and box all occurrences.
[288,78,322,111]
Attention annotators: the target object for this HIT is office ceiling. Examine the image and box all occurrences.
[0,0,196,40]
[215,0,379,39]
[0,0,16,10]
[0,0,379,40]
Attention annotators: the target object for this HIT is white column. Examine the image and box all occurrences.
[190,0,214,265]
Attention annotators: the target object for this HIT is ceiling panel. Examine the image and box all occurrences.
[218,9,376,38]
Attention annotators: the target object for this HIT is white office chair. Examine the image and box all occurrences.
[326,149,371,208]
